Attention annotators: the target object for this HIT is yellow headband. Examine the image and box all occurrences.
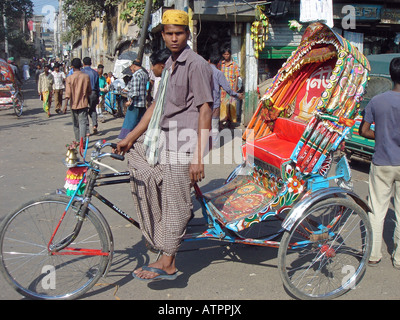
[162,9,189,26]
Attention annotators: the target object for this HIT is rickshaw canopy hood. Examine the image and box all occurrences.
[0,58,15,84]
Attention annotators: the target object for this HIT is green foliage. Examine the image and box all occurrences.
[9,31,36,57]
[62,0,119,42]
[119,0,162,25]
[62,0,163,42]
[0,0,34,57]
[0,0,33,21]
[119,0,145,25]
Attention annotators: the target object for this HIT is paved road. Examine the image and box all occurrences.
[0,79,399,303]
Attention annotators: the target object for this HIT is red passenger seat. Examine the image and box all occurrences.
[243,117,306,169]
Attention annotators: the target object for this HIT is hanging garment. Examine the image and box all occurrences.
[300,0,334,28]
[143,68,169,166]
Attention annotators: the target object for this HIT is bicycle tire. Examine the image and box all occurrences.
[278,197,372,300]
[13,91,23,117]
[0,194,111,300]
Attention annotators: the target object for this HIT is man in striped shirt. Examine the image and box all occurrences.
[207,53,243,146]
[118,60,149,139]
[218,48,240,127]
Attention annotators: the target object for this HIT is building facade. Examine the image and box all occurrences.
[59,0,400,124]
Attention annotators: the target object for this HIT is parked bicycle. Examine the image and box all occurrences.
[0,83,24,117]
[11,84,24,117]
[0,58,24,117]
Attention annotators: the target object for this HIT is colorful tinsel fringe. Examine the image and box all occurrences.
[64,167,88,196]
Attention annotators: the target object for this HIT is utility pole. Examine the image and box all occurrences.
[3,6,9,59]
[137,0,152,64]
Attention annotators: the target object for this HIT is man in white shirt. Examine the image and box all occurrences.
[22,63,30,81]
[52,62,66,113]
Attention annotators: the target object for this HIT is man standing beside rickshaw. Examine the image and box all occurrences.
[360,57,400,269]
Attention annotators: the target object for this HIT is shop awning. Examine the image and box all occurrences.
[259,46,297,59]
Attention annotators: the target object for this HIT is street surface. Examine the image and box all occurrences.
[0,79,399,302]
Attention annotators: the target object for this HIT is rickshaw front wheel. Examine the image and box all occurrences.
[278,197,372,300]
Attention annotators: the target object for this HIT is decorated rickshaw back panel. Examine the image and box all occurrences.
[0,58,16,107]
[242,22,370,176]
[0,59,15,84]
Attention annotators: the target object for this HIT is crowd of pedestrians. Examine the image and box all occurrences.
[32,57,124,139]
[9,29,244,149]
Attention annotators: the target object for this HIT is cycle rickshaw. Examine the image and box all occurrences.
[104,84,126,117]
[0,23,372,300]
[0,58,24,117]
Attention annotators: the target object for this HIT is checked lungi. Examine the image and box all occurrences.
[127,134,193,256]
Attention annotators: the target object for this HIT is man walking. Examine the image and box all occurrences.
[63,58,92,142]
[35,64,43,85]
[118,60,149,139]
[22,63,30,81]
[360,57,400,269]
[82,57,100,134]
[37,65,54,117]
[218,48,240,128]
[97,64,108,123]
[116,9,213,281]
[207,53,243,146]
[7,57,22,85]
[52,62,66,114]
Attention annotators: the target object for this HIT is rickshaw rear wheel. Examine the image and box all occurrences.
[13,91,23,117]
[278,197,372,300]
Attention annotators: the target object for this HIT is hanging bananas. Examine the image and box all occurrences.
[250,13,269,59]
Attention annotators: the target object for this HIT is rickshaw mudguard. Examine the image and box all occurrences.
[282,187,371,232]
